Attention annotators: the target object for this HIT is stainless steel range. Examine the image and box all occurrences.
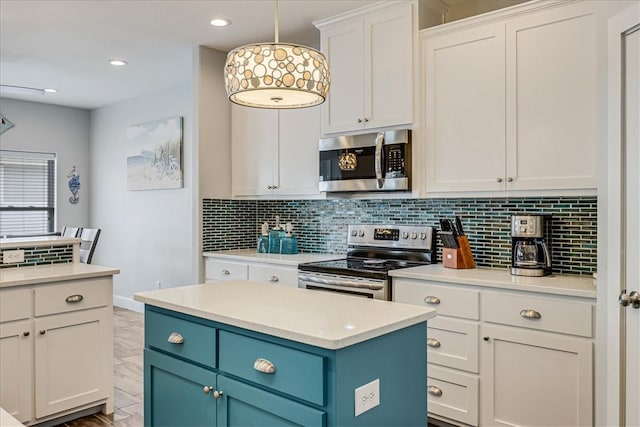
[298,224,436,300]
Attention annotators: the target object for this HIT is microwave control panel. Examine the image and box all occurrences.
[386,145,405,177]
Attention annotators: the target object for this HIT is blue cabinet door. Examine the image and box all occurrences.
[144,349,217,427]
[217,375,326,427]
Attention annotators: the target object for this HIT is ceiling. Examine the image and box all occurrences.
[0,0,381,110]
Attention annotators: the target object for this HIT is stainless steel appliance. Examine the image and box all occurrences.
[298,224,435,300]
[318,130,410,193]
[511,214,552,276]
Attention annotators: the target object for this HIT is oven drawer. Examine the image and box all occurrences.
[393,279,479,320]
[427,365,479,426]
[428,316,479,373]
[218,330,325,406]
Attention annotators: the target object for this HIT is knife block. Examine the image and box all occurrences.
[443,235,476,269]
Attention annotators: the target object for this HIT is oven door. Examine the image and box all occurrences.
[319,130,410,192]
[298,271,389,300]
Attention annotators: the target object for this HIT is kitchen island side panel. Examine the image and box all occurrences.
[331,322,428,426]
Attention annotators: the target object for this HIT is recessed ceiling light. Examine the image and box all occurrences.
[210,18,231,27]
[109,59,128,66]
[44,88,57,93]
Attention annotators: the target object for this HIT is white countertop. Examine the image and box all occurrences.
[203,249,342,266]
[0,235,80,249]
[134,280,436,350]
[0,408,24,427]
[390,264,596,299]
[0,263,120,288]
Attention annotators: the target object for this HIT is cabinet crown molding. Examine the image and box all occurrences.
[314,0,416,29]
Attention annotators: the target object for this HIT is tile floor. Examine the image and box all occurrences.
[55,307,144,427]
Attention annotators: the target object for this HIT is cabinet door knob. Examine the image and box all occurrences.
[363,117,369,122]
[269,276,279,283]
[520,309,542,319]
[427,338,441,348]
[507,177,514,182]
[65,294,84,303]
[203,386,212,394]
[483,336,490,342]
[496,177,504,183]
[424,296,441,305]
[267,185,273,189]
[428,386,443,397]
[39,330,46,335]
[23,331,30,337]
[213,390,224,399]
[253,358,276,374]
[167,332,184,344]
[357,118,363,123]
[221,269,230,275]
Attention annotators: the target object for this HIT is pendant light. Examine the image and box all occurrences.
[224,0,330,109]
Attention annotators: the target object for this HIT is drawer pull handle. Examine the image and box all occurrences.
[167,332,184,344]
[203,386,212,394]
[424,296,441,305]
[428,386,443,397]
[213,390,224,399]
[253,358,276,374]
[269,275,279,282]
[221,269,230,275]
[65,294,84,303]
[427,338,441,348]
[520,309,542,319]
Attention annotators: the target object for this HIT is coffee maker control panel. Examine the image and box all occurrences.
[511,215,544,238]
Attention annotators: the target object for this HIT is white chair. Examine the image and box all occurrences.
[61,226,82,237]
[79,228,101,264]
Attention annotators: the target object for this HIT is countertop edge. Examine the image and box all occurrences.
[0,264,120,288]
[203,250,343,266]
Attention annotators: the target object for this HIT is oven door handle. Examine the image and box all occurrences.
[375,132,385,189]
[298,274,385,291]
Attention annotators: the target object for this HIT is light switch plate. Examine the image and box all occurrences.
[3,249,25,264]
[354,378,380,416]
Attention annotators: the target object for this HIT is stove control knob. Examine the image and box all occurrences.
[358,230,365,237]
[420,232,427,240]
[520,226,526,232]
[351,230,357,237]
[411,232,418,239]
[402,232,409,239]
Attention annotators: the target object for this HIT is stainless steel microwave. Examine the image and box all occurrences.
[319,129,410,193]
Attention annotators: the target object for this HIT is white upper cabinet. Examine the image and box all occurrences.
[316,1,415,135]
[422,1,601,196]
[231,105,322,198]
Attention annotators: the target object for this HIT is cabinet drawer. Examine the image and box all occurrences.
[394,279,479,320]
[248,265,298,287]
[427,365,479,426]
[482,292,593,337]
[0,288,32,322]
[35,277,111,316]
[145,310,217,368]
[219,330,325,406]
[205,259,248,282]
[428,317,479,373]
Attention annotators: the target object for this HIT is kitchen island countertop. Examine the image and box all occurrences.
[134,280,436,349]
[203,249,342,266]
[0,263,120,288]
[390,264,596,298]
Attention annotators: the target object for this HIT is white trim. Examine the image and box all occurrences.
[113,295,144,313]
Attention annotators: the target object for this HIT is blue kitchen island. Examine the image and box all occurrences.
[134,281,436,426]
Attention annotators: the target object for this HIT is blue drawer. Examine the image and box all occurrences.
[219,331,325,406]
[145,310,217,368]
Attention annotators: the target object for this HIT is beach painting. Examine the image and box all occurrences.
[126,117,183,191]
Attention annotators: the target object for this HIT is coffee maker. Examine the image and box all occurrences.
[511,214,552,276]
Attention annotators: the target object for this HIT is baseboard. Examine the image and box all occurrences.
[113,295,144,313]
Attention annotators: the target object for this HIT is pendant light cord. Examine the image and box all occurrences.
[274,0,279,43]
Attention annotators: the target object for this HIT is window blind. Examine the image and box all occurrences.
[0,150,56,236]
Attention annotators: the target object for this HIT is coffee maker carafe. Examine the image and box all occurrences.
[511,214,552,276]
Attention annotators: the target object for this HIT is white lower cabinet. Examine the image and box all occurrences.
[205,257,298,287]
[0,276,114,426]
[393,277,594,427]
[248,264,298,287]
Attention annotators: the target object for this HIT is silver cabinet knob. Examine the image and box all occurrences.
[428,386,443,397]
[357,118,363,123]
[424,296,441,305]
[203,386,212,394]
[620,290,640,308]
[269,276,279,282]
[520,309,542,319]
[507,177,514,182]
[221,269,230,275]
[167,332,184,344]
[427,338,441,348]
[363,117,369,122]
[496,177,504,183]
[23,331,30,337]
[213,390,224,399]
[39,330,46,335]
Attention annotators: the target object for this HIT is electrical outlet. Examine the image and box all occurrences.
[354,379,380,416]
[2,249,25,264]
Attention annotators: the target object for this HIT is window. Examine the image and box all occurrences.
[0,150,56,236]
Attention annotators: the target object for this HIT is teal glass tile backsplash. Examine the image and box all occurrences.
[202,197,597,276]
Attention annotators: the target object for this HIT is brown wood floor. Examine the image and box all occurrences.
[55,307,144,427]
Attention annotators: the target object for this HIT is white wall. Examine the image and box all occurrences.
[0,98,90,231]
[89,83,196,311]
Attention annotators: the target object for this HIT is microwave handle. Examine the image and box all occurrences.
[375,132,385,188]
